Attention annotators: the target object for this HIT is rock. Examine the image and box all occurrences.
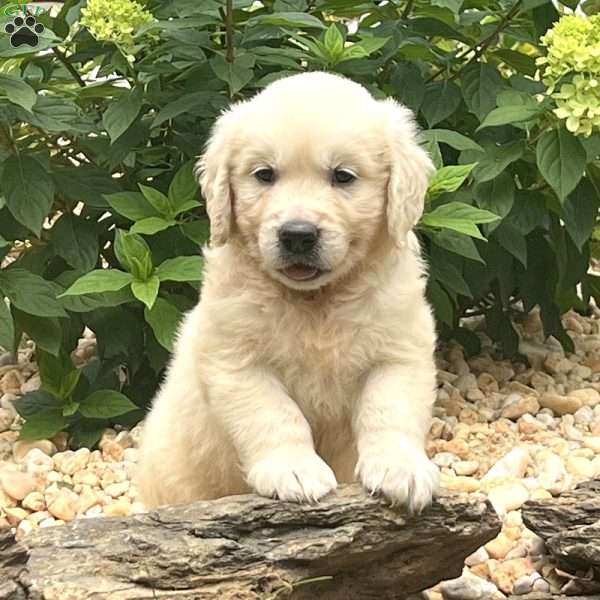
[573,405,594,424]
[537,452,569,495]
[485,533,513,559]
[433,452,459,468]
[539,392,582,416]
[544,354,573,375]
[568,387,600,407]
[583,436,600,453]
[483,448,530,481]
[54,448,90,475]
[488,483,529,515]
[565,455,595,478]
[487,557,535,594]
[440,474,480,493]
[103,499,133,517]
[0,407,14,431]
[0,369,22,394]
[0,470,37,500]
[23,448,54,472]
[512,573,534,595]
[453,460,479,476]
[440,571,504,600]
[22,491,45,512]
[15,518,34,541]
[4,506,29,525]
[47,489,79,521]
[501,395,540,421]
[465,546,489,567]
[13,440,56,461]
[20,374,40,393]
[104,481,129,498]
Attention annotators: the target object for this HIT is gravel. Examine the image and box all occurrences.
[2,309,600,597]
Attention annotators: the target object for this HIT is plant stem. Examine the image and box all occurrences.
[402,0,415,19]
[425,0,523,84]
[225,0,234,64]
[52,47,86,87]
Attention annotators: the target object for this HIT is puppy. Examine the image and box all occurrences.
[137,72,439,512]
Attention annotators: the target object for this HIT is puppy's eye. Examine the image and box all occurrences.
[254,167,275,184]
[333,168,356,185]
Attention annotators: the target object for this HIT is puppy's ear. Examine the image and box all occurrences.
[380,99,434,248]
[195,111,236,247]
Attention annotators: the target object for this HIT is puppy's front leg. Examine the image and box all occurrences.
[209,367,337,502]
[354,363,439,513]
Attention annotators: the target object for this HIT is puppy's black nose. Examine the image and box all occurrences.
[279,221,319,254]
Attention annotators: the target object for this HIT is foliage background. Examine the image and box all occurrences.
[0,0,599,444]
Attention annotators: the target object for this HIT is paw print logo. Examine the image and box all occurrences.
[4,15,44,48]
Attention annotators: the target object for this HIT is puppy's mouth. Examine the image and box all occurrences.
[280,264,323,281]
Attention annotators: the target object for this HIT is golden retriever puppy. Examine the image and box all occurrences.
[137,71,439,512]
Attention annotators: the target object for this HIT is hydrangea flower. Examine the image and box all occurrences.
[537,14,600,137]
[80,0,154,51]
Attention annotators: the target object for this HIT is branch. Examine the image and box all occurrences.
[425,0,523,84]
[0,485,500,600]
[52,47,86,87]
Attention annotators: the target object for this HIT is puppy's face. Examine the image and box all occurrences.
[198,73,433,291]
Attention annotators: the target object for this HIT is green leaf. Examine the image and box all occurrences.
[421,202,500,239]
[151,92,225,128]
[462,63,505,121]
[390,63,425,113]
[13,309,62,356]
[210,54,255,95]
[0,73,37,111]
[19,410,67,441]
[138,184,172,218]
[106,191,160,221]
[0,269,66,317]
[563,178,600,251]
[36,349,81,401]
[169,161,199,210]
[474,171,515,232]
[247,12,326,29]
[431,230,484,263]
[131,217,177,235]
[79,390,137,419]
[477,104,543,130]
[50,214,99,272]
[493,49,538,77]
[0,298,14,351]
[2,155,54,236]
[131,275,160,310]
[432,0,463,14]
[427,279,454,326]
[114,230,154,280]
[144,297,183,352]
[13,391,61,419]
[59,270,134,296]
[102,87,143,143]
[471,142,524,183]
[323,24,344,60]
[420,129,483,153]
[156,256,203,282]
[426,164,476,200]
[493,222,527,266]
[536,128,586,201]
[180,220,210,245]
[422,81,462,126]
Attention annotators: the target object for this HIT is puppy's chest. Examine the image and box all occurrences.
[257,309,380,414]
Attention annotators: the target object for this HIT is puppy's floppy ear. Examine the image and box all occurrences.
[380,99,434,248]
[195,110,237,247]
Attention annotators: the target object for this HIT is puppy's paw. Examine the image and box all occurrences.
[247,449,337,503]
[356,440,439,514]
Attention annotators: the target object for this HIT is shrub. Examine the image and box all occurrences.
[0,0,599,443]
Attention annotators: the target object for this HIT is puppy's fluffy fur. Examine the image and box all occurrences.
[137,72,439,512]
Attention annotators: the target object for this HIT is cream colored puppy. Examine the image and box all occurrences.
[137,72,439,512]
